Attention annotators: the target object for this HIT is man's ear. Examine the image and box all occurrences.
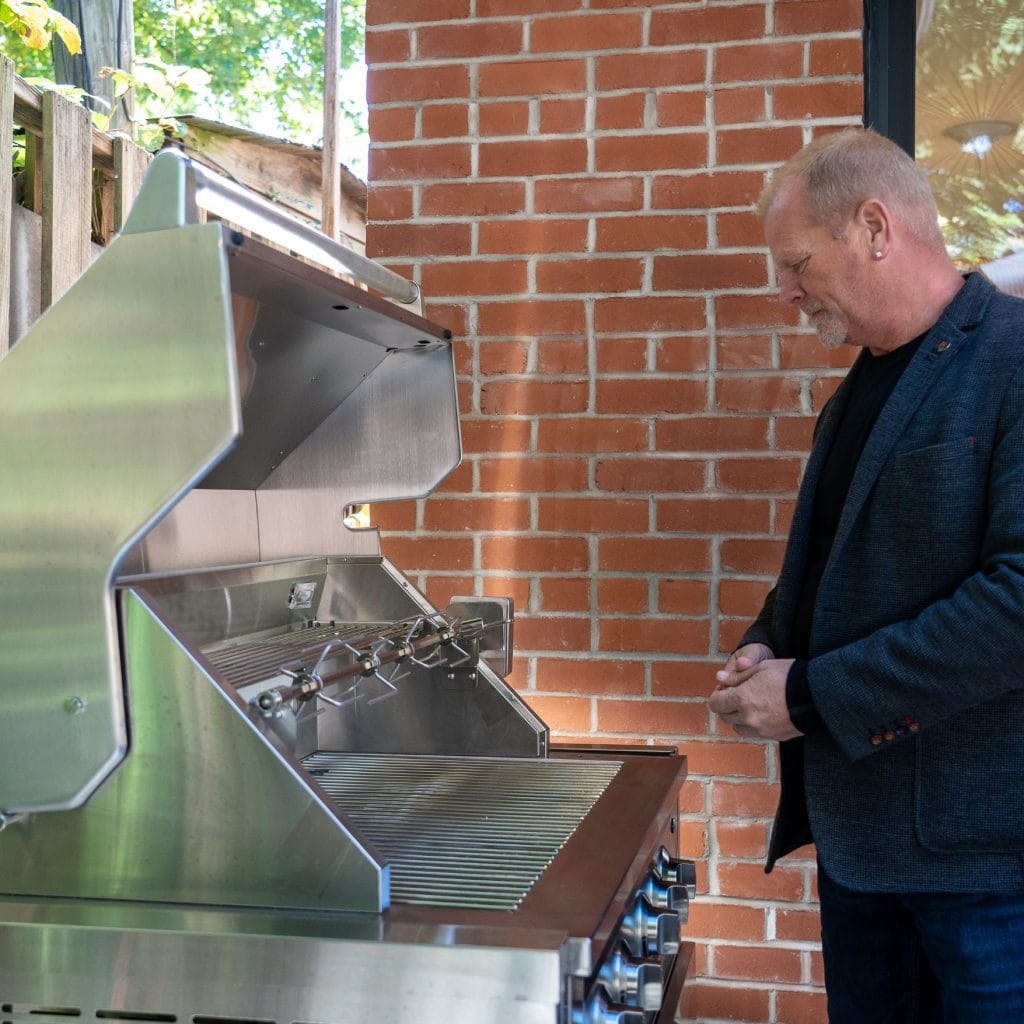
[856,198,893,258]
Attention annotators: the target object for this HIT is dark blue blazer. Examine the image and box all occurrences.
[743,273,1024,892]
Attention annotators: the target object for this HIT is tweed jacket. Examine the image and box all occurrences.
[742,272,1024,892]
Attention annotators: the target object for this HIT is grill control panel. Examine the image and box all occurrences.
[571,846,696,1024]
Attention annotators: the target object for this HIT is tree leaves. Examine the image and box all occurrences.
[1,0,80,54]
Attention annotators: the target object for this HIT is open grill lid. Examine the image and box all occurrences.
[0,150,461,816]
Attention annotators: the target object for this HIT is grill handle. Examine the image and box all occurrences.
[121,148,421,308]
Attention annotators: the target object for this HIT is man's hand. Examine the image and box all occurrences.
[710,649,802,741]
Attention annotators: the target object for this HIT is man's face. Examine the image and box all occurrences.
[764,184,876,350]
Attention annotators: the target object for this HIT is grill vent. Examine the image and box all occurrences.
[303,751,621,909]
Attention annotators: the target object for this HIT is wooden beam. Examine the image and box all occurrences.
[0,56,14,357]
[113,136,152,231]
[322,0,342,241]
[42,90,93,307]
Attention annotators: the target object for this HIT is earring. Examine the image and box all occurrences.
[873,250,883,259]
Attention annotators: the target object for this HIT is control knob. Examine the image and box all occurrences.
[571,989,646,1024]
[655,846,697,899]
[619,893,680,958]
[598,944,664,1011]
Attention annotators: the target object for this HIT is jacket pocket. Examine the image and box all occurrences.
[914,692,1024,853]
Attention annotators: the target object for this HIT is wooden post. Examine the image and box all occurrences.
[113,136,151,231]
[41,90,92,308]
[0,56,14,357]
[322,0,341,241]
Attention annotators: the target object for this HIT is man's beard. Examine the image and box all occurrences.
[805,306,846,350]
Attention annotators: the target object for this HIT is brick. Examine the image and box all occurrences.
[595,457,706,493]
[719,538,787,574]
[424,575,477,609]
[417,21,523,59]
[479,58,587,97]
[420,103,469,139]
[540,97,587,134]
[421,259,528,297]
[368,145,472,182]
[523,693,591,732]
[777,499,797,534]
[367,0,469,25]
[657,497,771,534]
[717,334,773,370]
[779,332,857,369]
[597,577,650,614]
[535,175,644,213]
[596,213,707,253]
[715,85,768,125]
[422,497,531,532]
[434,460,474,493]
[371,500,418,531]
[599,536,711,572]
[460,417,533,453]
[477,299,586,335]
[597,337,647,373]
[812,374,845,410]
[656,416,768,452]
[537,417,648,453]
[774,81,864,121]
[714,42,804,82]
[651,4,766,45]
[478,0,578,12]
[380,535,473,570]
[367,184,413,221]
[595,132,707,172]
[713,944,802,984]
[421,181,526,218]
[596,696,708,733]
[715,210,765,247]
[479,220,589,256]
[597,379,707,415]
[481,576,532,610]
[364,27,411,64]
[776,990,829,1024]
[595,296,707,333]
[368,106,415,142]
[531,13,643,52]
[535,657,647,695]
[717,125,805,165]
[480,138,589,176]
[539,576,591,612]
[482,535,589,571]
[716,374,802,412]
[654,253,767,291]
[659,578,710,615]
[718,617,755,653]
[810,37,862,76]
[478,100,530,136]
[717,456,803,493]
[478,456,589,492]
[480,381,589,415]
[719,579,773,617]
[715,818,770,857]
[686,901,766,942]
[515,617,593,654]
[776,908,823,943]
[686,983,771,1023]
[656,90,706,128]
[535,257,644,295]
[427,302,468,337]
[367,64,469,103]
[596,50,706,90]
[675,818,708,859]
[718,861,805,902]
[712,779,779,817]
[477,339,522,377]
[535,340,586,374]
[716,293,799,330]
[537,497,649,533]
[775,416,816,451]
[652,659,723,698]
[775,0,861,34]
[655,337,710,373]
[652,171,763,210]
[596,93,646,130]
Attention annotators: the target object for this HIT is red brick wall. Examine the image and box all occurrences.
[365,2,862,1021]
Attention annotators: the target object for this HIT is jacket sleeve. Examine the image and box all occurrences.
[807,363,1024,761]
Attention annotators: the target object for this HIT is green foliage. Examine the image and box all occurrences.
[0,0,79,53]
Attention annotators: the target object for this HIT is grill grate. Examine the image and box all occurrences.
[302,752,621,910]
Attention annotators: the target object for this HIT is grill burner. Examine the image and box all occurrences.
[303,751,621,910]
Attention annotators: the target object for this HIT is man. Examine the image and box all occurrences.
[710,128,1024,1022]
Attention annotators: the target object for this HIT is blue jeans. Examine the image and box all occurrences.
[818,859,1024,1023]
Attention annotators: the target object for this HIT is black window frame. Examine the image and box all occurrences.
[862,0,916,156]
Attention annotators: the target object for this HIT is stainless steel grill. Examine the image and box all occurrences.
[303,752,622,909]
[0,150,694,1024]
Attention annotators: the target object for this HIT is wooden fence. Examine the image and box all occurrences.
[1,54,151,356]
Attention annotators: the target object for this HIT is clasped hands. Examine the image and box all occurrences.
[710,643,802,741]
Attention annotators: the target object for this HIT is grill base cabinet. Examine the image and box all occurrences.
[0,152,694,1024]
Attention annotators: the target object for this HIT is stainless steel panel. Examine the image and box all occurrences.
[0,222,240,814]
[0,590,387,913]
[303,752,621,909]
